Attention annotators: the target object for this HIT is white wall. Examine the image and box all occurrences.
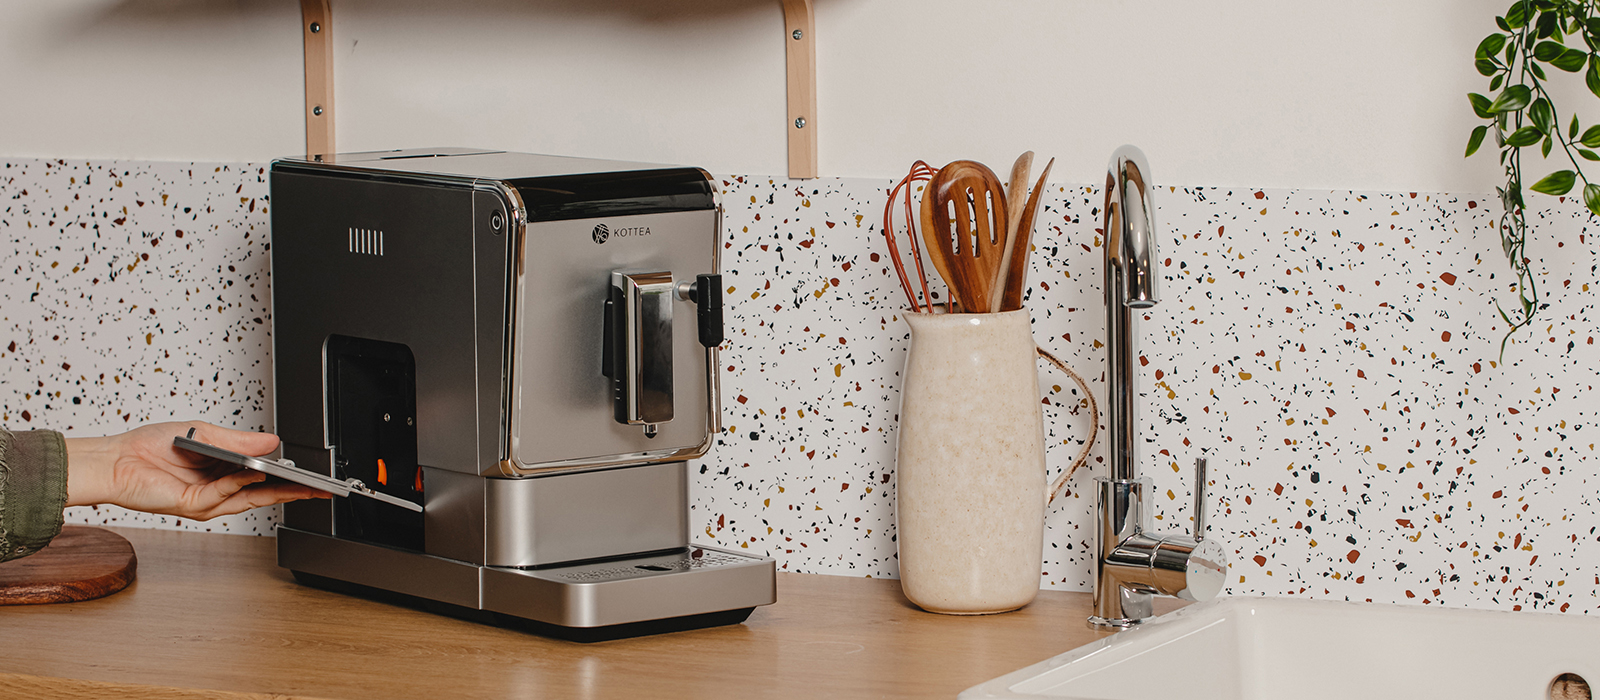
[0,0,1521,192]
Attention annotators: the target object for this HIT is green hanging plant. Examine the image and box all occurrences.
[1467,0,1600,358]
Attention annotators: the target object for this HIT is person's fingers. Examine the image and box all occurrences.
[186,421,281,459]
[198,483,331,520]
[193,468,269,508]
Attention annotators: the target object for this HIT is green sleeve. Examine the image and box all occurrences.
[0,427,68,563]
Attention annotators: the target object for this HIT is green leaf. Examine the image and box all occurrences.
[1542,134,1554,157]
[1492,74,1506,91]
[1467,125,1490,157]
[1587,60,1600,98]
[1537,9,1559,38]
[1570,114,1580,140]
[1532,61,1549,80]
[1552,47,1588,71]
[1535,39,1566,61]
[1530,97,1554,132]
[1579,148,1600,161]
[1581,125,1600,147]
[1489,84,1533,112]
[1477,57,1500,76]
[1469,92,1496,118]
[1479,33,1509,58]
[1586,17,1600,35]
[1507,126,1545,147]
[1530,169,1577,195]
[1499,15,1514,32]
[1507,1,1529,28]
[1585,183,1600,216]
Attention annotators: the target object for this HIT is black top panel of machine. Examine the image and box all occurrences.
[275,148,717,222]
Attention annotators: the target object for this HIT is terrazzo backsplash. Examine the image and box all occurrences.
[3,157,1597,614]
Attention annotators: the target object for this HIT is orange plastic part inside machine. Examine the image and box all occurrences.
[376,458,388,486]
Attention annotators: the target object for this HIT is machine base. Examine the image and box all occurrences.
[290,571,755,642]
[277,526,775,641]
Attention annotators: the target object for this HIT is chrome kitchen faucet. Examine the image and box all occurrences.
[1090,145,1228,628]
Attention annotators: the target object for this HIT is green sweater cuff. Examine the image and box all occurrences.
[0,428,68,563]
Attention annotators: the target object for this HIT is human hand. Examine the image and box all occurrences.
[64,421,330,520]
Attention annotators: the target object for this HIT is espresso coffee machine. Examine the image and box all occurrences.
[268,148,774,640]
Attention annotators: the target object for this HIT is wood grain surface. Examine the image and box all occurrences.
[0,527,1179,699]
[0,526,136,605]
[0,672,324,700]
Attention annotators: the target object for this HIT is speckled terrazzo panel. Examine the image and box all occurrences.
[0,158,279,534]
[4,159,1597,613]
[704,175,1599,614]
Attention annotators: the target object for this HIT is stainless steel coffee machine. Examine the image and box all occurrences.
[268,148,774,640]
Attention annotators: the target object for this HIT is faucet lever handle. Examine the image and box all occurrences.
[1193,457,1208,541]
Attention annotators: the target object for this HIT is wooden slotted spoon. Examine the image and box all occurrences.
[919,160,1008,313]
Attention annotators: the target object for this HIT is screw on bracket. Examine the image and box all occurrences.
[309,22,321,33]
[792,29,803,40]
[313,105,324,116]
[794,116,807,129]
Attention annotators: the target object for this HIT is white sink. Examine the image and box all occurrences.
[962,597,1600,700]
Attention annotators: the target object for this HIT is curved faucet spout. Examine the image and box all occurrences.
[1092,148,1228,630]
[1105,145,1160,310]
[1103,145,1160,484]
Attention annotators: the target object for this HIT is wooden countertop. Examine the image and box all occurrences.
[0,527,1176,699]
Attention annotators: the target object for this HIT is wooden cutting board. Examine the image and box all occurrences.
[0,526,136,605]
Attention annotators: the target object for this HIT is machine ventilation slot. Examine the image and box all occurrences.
[553,552,749,582]
[349,228,385,256]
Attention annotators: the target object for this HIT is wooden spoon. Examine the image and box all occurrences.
[999,157,1054,312]
[921,160,1008,313]
[989,151,1034,312]
[918,175,959,311]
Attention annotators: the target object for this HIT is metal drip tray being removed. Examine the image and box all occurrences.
[279,527,776,638]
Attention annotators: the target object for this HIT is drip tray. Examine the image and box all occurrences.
[278,526,776,634]
[483,545,774,627]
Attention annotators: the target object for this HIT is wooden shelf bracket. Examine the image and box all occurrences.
[296,2,808,173]
[300,0,334,158]
[780,0,816,179]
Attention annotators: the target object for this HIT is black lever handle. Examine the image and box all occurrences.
[601,292,616,378]
[691,273,722,348]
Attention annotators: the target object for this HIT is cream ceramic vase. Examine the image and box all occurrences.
[895,309,1046,615]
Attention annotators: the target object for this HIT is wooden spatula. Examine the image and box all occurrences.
[999,157,1054,312]
[921,160,1008,313]
[990,151,1034,312]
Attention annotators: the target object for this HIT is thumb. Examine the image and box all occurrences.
[188,422,281,458]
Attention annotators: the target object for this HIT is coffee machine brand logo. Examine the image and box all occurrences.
[591,223,652,244]
[349,227,385,256]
